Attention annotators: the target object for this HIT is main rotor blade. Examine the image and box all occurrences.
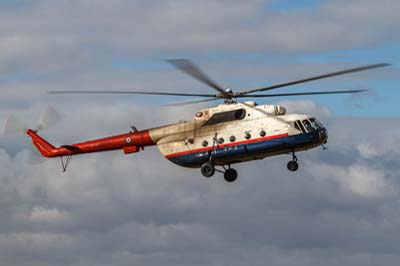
[166,59,226,94]
[240,89,367,98]
[49,90,217,97]
[164,97,220,107]
[241,63,390,95]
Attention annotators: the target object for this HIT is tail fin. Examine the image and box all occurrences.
[26,129,56,157]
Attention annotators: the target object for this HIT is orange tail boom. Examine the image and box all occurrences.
[26,129,155,158]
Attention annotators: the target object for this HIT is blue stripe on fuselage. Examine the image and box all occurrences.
[167,131,321,167]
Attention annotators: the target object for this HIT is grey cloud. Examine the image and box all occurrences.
[1,101,400,265]
[0,59,394,116]
[0,0,399,76]
[278,100,332,122]
[0,0,399,265]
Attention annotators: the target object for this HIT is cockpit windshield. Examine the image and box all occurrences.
[302,120,313,132]
[309,118,323,130]
[297,118,323,132]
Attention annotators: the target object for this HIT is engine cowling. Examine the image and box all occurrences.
[258,104,286,116]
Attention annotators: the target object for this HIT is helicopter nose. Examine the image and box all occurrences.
[319,128,328,144]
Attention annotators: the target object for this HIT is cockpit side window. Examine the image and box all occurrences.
[302,120,313,132]
[294,121,301,132]
[296,120,306,133]
[204,109,246,126]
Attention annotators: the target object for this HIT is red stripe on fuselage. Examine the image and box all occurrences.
[165,132,289,159]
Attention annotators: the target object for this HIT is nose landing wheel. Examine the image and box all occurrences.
[287,160,299,171]
[287,149,299,172]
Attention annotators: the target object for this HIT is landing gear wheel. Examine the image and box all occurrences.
[287,160,299,172]
[201,162,215,177]
[224,168,238,182]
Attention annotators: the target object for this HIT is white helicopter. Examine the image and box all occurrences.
[21,60,389,182]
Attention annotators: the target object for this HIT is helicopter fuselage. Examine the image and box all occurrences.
[150,101,327,168]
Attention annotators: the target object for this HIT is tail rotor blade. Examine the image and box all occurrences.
[37,106,61,131]
[3,114,27,135]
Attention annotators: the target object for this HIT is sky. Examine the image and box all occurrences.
[0,0,399,265]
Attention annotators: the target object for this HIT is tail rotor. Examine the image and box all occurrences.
[3,107,62,164]
[36,106,62,132]
[3,106,62,135]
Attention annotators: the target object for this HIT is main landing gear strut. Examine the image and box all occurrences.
[201,133,238,182]
[200,162,238,183]
[287,149,299,172]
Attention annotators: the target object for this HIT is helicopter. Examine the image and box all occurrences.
[22,59,389,182]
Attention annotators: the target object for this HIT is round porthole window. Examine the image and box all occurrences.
[195,112,203,118]
[260,130,266,137]
[244,132,251,139]
[202,140,208,147]
[218,138,224,144]
[229,135,236,142]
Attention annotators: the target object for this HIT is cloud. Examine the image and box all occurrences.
[1,0,396,118]
[0,0,399,76]
[312,162,394,198]
[1,101,400,265]
[0,0,399,265]
[28,207,71,224]
[278,100,332,122]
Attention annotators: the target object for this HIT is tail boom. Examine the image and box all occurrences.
[26,129,155,158]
